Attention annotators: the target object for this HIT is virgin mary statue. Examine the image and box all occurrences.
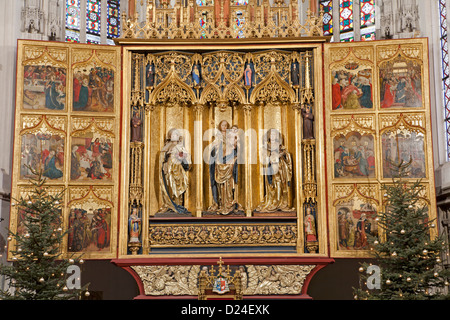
[208,120,243,215]
[157,128,192,214]
[255,128,294,212]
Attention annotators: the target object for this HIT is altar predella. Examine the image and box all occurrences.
[8,0,438,299]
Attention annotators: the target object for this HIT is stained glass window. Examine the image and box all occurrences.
[360,0,375,41]
[199,11,208,39]
[439,0,450,160]
[231,0,248,5]
[65,0,80,42]
[320,0,333,36]
[339,0,353,32]
[233,11,245,38]
[360,0,374,27]
[86,0,101,36]
[107,0,121,40]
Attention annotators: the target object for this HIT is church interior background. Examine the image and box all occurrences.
[0,0,450,300]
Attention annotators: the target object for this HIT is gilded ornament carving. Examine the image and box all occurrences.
[23,46,67,67]
[121,4,323,40]
[20,115,66,135]
[132,265,201,295]
[148,223,297,247]
[130,264,315,296]
[243,265,315,295]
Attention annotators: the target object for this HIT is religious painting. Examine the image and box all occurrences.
[70,135,113,181]
[336,201,378,251]
[67,206,112,253]
[15,187,64,238]
[331,183,379,254]
[67,186,115,257]
[333,132,375,179]
[381,130,426,179]
[331,65,373,110]
[70,118,115,182]
[20,132,65,181]
[72,65,115,112]
[23,65,67,111]
[379,54,422,109]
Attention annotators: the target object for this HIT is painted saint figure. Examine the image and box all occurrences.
[43,150,63,179]
[255,129,294,213]
[45,74,65,110]
[157,129,192,214]
[208,120,243,215]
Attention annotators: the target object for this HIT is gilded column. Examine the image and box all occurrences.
[243,103,253,216]
[300,51,318,254]
[128,53,145,255]
[193,103,204,217]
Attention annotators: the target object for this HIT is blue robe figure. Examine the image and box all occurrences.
[192,64,201,86]
[73,79,89,111]
[359,82,373,108]
[395,78,406,104]
[44,151,63,179]
[244,64,252,86]
[45,79,64,110]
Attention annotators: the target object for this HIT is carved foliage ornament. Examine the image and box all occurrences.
[131,264,316,296]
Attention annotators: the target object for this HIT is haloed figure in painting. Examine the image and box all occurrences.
[157,128,192,214]
[208,120,243,215]
[255,129,294,213]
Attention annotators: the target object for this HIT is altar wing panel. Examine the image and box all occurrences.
[10,40,121,260]
[324,38,437,258]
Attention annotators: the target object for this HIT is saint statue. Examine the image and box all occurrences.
[291,62,300,86]
[128,206,141,243]
[244,64,252,87]
[304,206,317,242]
[157,128,192,214]
[131,111,142,142]
[192,64,201,87]
[301,104,314,139]
[208,120,243,215]
[146,64,155,88]
[255,129,294,212]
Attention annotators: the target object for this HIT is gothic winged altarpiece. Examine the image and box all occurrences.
[9,0,438,299]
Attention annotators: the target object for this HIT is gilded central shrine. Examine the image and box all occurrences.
[9,0,438,299]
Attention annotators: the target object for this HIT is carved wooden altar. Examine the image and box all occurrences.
[8,0,438,299]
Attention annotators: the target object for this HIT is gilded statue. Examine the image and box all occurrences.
[157,128,192,214]
[255,129,294,213]
[128,206,141,243]
[208,120,243,215]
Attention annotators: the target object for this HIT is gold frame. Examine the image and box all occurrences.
[117,39,328,259]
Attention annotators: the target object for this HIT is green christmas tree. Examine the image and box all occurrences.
[354,159,450,300]
[0,169,86,300]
